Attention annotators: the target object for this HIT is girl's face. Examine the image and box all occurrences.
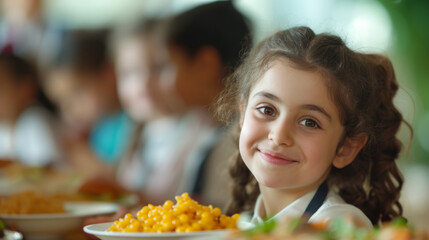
[239,59,345,196]
[116,37,172,121]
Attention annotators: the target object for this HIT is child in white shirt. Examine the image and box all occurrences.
[0,51,61,167]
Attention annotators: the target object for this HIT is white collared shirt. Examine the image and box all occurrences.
[240,189,373,229]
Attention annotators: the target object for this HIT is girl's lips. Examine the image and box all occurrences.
[258,149,298,165]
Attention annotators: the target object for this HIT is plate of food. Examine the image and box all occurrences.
[0,191,118,240]
[84,193,239,240]
[84,222,232,240]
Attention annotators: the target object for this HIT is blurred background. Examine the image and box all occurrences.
[1,0,428,229]
[37,0,428,162]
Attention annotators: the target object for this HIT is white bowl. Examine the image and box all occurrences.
[0,202,118,240]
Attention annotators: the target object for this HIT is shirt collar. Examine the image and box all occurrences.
[251,188,319,224]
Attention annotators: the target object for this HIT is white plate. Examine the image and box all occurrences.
[84,222,233,240]
[0,202,118,240]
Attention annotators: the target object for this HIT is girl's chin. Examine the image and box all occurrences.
[254,175,288,189]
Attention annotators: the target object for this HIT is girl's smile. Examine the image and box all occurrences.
[257,148,299,166]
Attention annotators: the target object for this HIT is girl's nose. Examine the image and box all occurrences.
[268,118,294,146]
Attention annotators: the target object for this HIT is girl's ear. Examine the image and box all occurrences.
[333,133,368,168]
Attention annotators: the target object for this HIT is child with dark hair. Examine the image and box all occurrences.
[216,26,412,227]
[0,51,61,166]
[160,0,252,207]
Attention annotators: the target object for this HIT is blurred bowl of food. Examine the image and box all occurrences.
[0,191,118,240]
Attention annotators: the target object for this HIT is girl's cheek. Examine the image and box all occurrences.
[238,131,248,161]
[239,118,254,155]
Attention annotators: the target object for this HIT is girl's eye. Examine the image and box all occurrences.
[257,106,276,117]
[299,119,320,128]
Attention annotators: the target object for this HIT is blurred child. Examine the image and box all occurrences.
[102,18,178,201]
[0,50,61,167]
[41,30,134,177]
[79,21,169,227]
[216,26,412,227]
[113,18,172,187]
[112,15,237,206]
[160,0,252,207]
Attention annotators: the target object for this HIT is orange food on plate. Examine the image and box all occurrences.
[109,192,240,233]
[0,191,65,214]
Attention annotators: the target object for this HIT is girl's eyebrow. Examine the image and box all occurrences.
[301,104,332,121]
[252,91,280,101]
[252,91,332,121]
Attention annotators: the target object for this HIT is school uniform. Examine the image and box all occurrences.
[240,183,373,229]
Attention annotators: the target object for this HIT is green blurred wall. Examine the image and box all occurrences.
[378,0,429,164]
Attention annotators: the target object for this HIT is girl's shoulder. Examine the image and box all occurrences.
[310,190,373,229]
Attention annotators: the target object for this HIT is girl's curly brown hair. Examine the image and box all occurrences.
[216,26,412,225]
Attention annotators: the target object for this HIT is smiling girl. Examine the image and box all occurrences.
[217,26,412,228]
